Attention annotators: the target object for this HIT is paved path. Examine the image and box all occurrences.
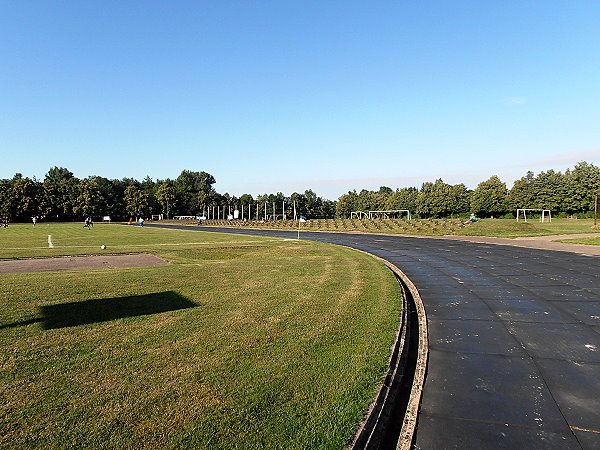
[154,225,600,449]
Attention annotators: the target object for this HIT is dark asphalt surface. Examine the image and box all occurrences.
[154,225,600,449]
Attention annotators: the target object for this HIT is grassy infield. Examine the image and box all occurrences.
[1,219,598,448]
[1,224,400,449]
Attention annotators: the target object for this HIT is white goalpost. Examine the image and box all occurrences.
[350,211,369,219]
[351,210,412,220]
[516,209,552,222]
[368,210,411,220]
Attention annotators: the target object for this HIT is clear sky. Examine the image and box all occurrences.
[2,1,599,199]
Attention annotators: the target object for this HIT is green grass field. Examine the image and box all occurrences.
[0,223,401,448]
[555,236,600,245]
[458,217,600,238]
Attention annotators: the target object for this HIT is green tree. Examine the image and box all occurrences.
[322,199,337,218]
[417,179,470,218]
[288,192,305,219]
[336,190,359,217]
[124,185,151,218]
[564,162,600,213]
[507,171,536,212]
[384,187,418,213]
[7,177,40,221]
[470,175,508,217]
[357,189,376,212]
[175,170,216,213]
[40,167,78,220]
[533,170,567,212]
[0,178,11,217]
[74,178,107,218]
[156,182,176,219]
[303,189,323,218]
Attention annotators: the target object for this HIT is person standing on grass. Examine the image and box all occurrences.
[84,217,91,229]
[139,217,144,227]
[32,216,37,226]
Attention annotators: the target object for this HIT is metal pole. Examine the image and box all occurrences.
[595,194,598,228]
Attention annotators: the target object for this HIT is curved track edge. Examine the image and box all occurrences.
[349,252,429,450]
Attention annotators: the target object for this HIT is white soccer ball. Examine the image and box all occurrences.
[101,245,107,250]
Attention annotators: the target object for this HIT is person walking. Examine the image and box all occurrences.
[139,217,144,227]
[32,216,37,226]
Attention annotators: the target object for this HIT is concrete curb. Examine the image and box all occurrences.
[348,250,429,450]
[387,261,428,450]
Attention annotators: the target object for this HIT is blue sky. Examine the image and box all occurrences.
[2,1,599,199]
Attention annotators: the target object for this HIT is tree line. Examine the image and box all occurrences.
[337,162,600,218]
[0,167,334,222]
[0,162,598,222]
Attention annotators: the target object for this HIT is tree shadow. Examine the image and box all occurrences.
[0,291,198,330]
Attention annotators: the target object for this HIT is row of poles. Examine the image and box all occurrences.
[201,201,298,221]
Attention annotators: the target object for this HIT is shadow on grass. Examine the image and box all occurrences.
[0,291,198,330]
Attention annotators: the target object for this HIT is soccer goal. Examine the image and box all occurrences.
[151,214,163,221]
[368,210,411,220]
[516,209,552,222]
[350,211,369,219]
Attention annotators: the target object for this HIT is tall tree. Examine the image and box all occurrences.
[175,170,216,213]
[417,179,470,218]
[303,189,323,218]
[470,175,508,217]
[533,170,567,212]
[336,190,359,217]
[156,182,177,219]
[507,171,536,212]
[124,185,151,218]
[384,187,418,213]
[74,178,107,218]
[40,167,78,220]
[8,177,40,221]
[564,162,600,213]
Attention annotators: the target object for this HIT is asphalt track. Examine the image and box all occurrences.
[153,225,600,449]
